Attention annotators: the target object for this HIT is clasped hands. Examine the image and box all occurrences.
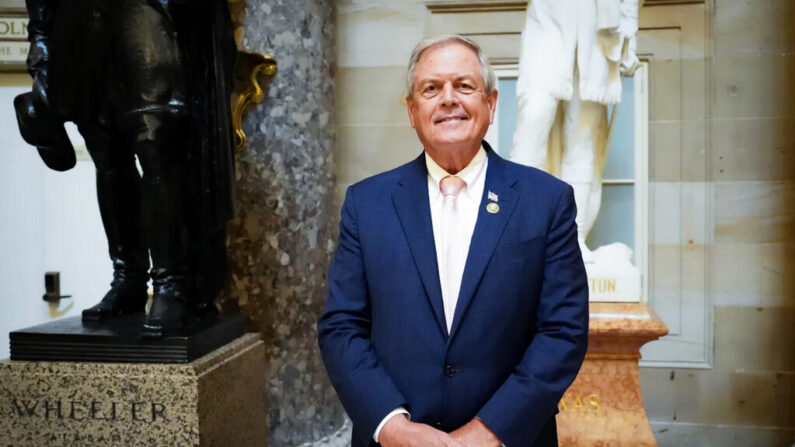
[379,414,501,447]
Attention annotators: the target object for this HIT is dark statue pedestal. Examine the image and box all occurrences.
[9,313,246,363]
[1,326,267,446]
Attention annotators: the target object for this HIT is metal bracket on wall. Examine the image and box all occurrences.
[231,51,277,151]
[42,271,72,302]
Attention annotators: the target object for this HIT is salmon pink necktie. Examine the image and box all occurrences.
[439,175,467,332]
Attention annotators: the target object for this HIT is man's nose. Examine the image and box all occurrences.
[440,83,457,107]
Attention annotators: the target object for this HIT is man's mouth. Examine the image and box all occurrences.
[434,115,468,124]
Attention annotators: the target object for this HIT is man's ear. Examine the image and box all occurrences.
[488,89,498,124]
[406,95,416,129]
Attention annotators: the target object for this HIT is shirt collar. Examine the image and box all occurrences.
[426,145,487,202]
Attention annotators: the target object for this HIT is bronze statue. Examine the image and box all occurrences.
[15,0,238,336]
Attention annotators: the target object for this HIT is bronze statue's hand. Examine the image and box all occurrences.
[26,40,51,106]
[27,40,49,75]
[30,71,50,108]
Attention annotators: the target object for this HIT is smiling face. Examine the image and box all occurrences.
[407,42,497,170]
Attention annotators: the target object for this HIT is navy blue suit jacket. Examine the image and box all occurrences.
[318,144,588,446]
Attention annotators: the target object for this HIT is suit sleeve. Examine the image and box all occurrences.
[476,185,589,446]
[317,185,408,446]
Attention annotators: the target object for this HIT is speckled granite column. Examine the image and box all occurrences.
[223,1,344,445]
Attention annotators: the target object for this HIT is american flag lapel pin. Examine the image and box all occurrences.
[487,191,498,202]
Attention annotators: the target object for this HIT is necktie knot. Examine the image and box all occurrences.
[440,175,466,198]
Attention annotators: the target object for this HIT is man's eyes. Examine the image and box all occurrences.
[420,82,477,95]
[420,85,439,97]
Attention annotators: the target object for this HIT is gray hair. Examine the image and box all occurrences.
[405,34,496,99]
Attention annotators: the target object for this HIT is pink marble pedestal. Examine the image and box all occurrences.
[557,302,668,447]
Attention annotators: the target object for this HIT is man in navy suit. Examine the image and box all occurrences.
[318,34,589,447]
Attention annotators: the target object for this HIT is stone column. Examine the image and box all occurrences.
[224,1,344,445]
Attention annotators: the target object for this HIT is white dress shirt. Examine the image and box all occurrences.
[426,147,487,333]
[373,146,488,442]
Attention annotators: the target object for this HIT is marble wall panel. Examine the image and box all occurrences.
[714,181,795,244]
[650,182,684,246]
[648,58,682,122]
[719,369,793,426]
[337,66,409,126]
[713,0,795,57]
[649,120,681,182]
[640,293,711,365]
[425,8,524,62]
[648,59,708,123]
[712,243,795,308]
[639,367,678,420]
[645,244,707,350]
[713,306,795,371]
[427,10,524,36]
[680,58,708,122]
[336,124,421,185]
[649,84,709,186]
[650,120,708,182]
[650,421,795,447]
[648,246,682,335]
[468,33,522,64]
[713,54,795,120]
[640,1,795,439]
[643,242,712,366]
[680,120,709,183]
[639,3,709,59]
[336,2,426,68]
[638,27,684,61]
[712,118,795,182]
[640,367,794,427]
[649,120,684,183]
[636,2,713,368]
[650,182,710,246]
[649,121,710,182]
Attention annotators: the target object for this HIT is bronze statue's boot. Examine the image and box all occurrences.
[79,132,149,321]
[82,261,148,321]
[142,271,190,337]
[130,111,194,337]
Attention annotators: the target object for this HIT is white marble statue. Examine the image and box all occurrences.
[512,0,641,264]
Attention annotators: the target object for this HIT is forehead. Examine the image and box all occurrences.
[415,42,482,80]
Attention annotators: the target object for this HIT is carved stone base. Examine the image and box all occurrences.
[0,333,266,447]
[557,302,668,447]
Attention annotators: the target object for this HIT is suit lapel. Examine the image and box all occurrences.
[449,146,520,340]
[392,154,448,339]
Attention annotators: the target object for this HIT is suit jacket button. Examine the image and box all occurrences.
[444,365,457,377]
